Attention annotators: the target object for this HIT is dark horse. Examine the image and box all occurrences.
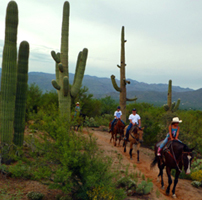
[109,119,125,146]
[123,125,144,163]
[150,140,194,198]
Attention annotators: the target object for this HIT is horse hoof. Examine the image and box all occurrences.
[137,161,140,164]
[130,158,133,160]
[172,194,176,199]
[161,186,164,190]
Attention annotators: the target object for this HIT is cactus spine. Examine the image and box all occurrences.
[51,1,88,120]
[13,41,29,146]
[163,80,180,113]
[0,1,18,144]
[111,26,137,122]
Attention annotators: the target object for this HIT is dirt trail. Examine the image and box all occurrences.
[88,128,202,200]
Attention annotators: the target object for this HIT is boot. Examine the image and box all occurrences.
[124,131,129,142]
[157,147,161,156]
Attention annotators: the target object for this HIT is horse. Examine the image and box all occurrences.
[150,140,194,198]
[123,125,144,163]
[109,119,125,146]
[72,112,86,131]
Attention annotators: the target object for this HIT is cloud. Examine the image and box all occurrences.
[0,0,202,89]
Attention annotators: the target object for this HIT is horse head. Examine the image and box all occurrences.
[131,126,144,143]
[137,127,144,143]
[182,145,194,175]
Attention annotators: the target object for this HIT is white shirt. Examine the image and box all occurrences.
[114,110,122,118]
[129,113,141,124]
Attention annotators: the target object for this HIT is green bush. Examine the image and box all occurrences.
[27,191,44,200]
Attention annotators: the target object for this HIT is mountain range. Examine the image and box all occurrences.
[0,70,202,110]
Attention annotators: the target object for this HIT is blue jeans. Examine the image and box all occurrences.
[125,123,133,138]
[111,118,125,126]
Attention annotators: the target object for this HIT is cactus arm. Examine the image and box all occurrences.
[0,1,18,144]
[73,51,82,85]
[71,48,88,97]
[117,65,121,68]
[171,102,176,111]
[13,41,29,146]
[111,75,121,92]
[173,98,180,112]
[51,51,60,63]
[123,78,130,85]
[126,97,138,101]
[163,104,169,111]
[63,76,69,96]
[58,63,64,72]
[52,80,61,90]
[167,80,172,110]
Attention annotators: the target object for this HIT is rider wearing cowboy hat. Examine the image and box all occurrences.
[74,102,80,116]
[157,117,182,156]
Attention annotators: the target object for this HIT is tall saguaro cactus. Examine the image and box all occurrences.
[0,1,18,145]
[111,26,137,122]
[0,1,29,149]
[51,1,88,121]
[13,41,29,146]
[163,80,180,113]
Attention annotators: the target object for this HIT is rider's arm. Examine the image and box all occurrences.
[138,119,141,127]
[175,127,180,139]
[130,119,134,125]
[169,125,174,140]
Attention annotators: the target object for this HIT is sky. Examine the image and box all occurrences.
[0,0,202,90]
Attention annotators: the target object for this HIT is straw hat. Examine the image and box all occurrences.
[171,117,182,123]
[76,102,80,105]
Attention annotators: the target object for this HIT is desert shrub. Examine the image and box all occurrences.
[190,170,202,182]
[24,111,126,200]
[27,191,44,200]
[8,161,32,179]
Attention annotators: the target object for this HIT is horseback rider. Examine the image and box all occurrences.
[157,117,182,156]
[124,108,141,141]
[74,102,80,117]
[109,106,125,132]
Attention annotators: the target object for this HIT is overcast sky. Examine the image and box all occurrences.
[0,0,202,90]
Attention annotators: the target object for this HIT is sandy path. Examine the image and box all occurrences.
[87,128,202,200]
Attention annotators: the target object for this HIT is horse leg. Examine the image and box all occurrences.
[166,167,172,195]
[129,148,133,159]
[171,170,180,198]
[129,142,133,159]
[136,143,140,163]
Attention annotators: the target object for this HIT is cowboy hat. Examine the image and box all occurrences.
[76,102,80,104]
[171,117,182,123]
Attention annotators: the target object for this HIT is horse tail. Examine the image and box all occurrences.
[150,156,158,169]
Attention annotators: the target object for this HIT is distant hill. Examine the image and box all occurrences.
[26,72,193,94]
[0,70,201,110]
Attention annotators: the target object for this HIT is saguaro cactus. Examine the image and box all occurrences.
[0,1,29,150]
[13,41,29,146]
[0,1,18,144]
[51,1,88,121]
[111,26,137,122]
[163,80,180,113]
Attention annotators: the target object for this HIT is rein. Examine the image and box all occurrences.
[170,143,182,173]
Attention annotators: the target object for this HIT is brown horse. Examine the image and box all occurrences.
[150,140,194,198]
[109,119,125,146]
[123,125,144,163]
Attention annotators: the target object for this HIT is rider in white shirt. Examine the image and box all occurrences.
[124,108,141,141]
[109,106,125,132]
